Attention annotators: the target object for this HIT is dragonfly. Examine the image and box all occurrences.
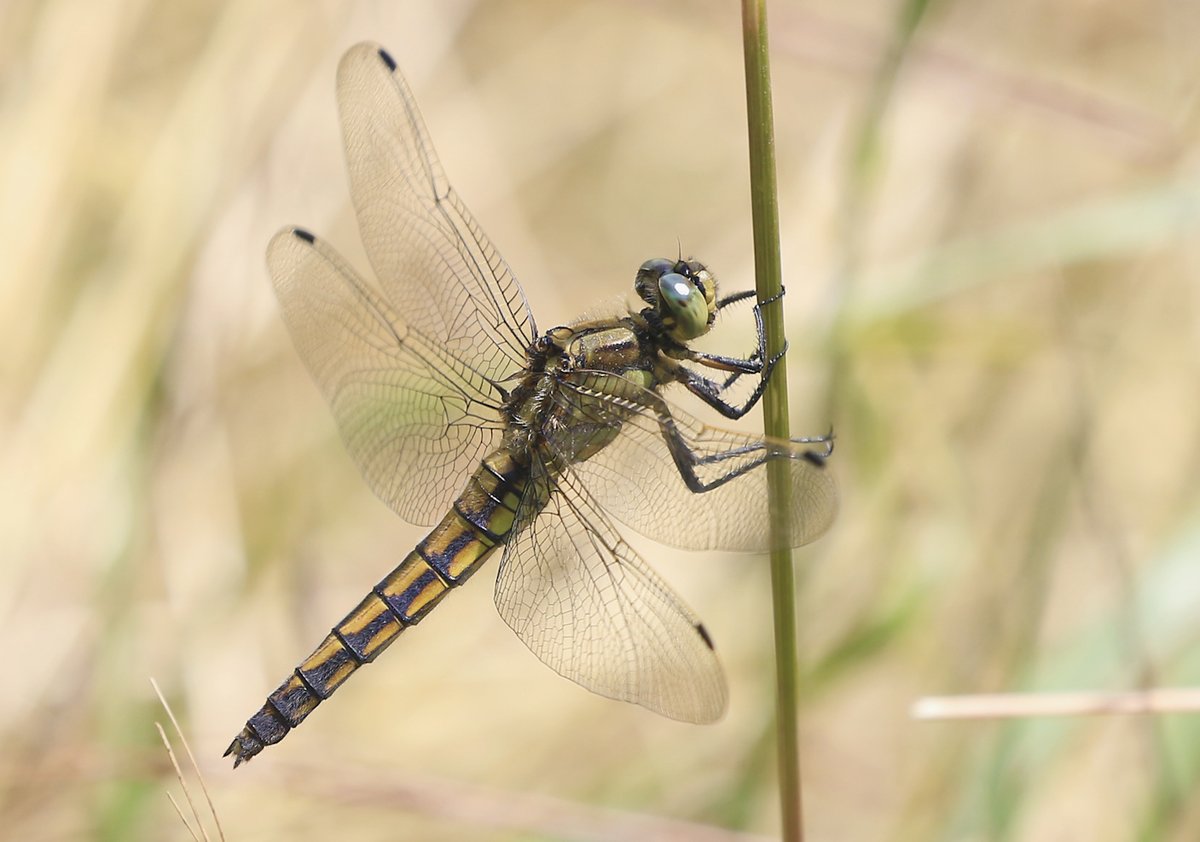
[225,42,836,766]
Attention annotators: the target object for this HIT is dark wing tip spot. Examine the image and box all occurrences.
[293,228,316,244]
[377,47,397,72]
[802,450,826,468]
[695,622,716,650]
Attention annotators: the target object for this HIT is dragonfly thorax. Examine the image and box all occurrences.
[634,258,718,344]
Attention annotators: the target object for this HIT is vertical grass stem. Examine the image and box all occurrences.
[740,1,803,839]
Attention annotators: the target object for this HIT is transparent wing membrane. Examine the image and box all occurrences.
[494,457,728,723]
[266,43,542,526]
[336,44,536,384]
[549,370,837,552]
[267,228,505,525]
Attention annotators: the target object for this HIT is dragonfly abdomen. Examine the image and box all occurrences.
[225,449,530,766]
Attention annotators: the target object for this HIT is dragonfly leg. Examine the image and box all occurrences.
[717,285,784,310]
[716,289,757,309]
[665,417,831,494]
[718,350,758,390]
[678,286,789,419]
[561,369,832,494]
[620,385,833,493]
[676,341,787,420]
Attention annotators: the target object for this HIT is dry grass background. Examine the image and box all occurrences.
[3,0,1200,839]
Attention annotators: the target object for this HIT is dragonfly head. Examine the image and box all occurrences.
[635,258,718,343]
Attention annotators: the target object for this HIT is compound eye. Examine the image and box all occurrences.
[658,273,709,340]
[638,258,674,278]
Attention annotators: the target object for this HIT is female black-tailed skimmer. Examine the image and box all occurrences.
[226,43,836,766]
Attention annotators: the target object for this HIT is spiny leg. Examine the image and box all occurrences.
[675,344,786,420]
[661,418,833,495]
[677,287,789,419]
[587,376,832,493]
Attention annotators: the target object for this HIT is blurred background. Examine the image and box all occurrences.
[3,0,1200,839]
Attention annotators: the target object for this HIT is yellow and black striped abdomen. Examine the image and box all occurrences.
[225,449,528,766]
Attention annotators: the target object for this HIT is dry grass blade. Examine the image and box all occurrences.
[159,724,206,842]
[913,688,1200,720]
[151,678,225,842]
[155,722,206,842]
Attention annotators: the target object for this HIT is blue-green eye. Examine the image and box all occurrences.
[658,273,708,340]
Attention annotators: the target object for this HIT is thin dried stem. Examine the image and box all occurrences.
[151,677,226,842]
[156,721,209,842]
[913,688,1200,720]
[165,788,203,842]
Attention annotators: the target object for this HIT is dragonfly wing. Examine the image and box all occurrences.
[494,457,727,723]
[268,227,505,526]
[549,370,837,552]
[336,43,536,385]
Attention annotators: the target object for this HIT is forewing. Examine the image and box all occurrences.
[494,458,727,723]
[336,43,536,383]
[268,227,505,526]
[549,371,837,552]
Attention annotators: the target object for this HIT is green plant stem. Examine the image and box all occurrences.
[740,2,802,840]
